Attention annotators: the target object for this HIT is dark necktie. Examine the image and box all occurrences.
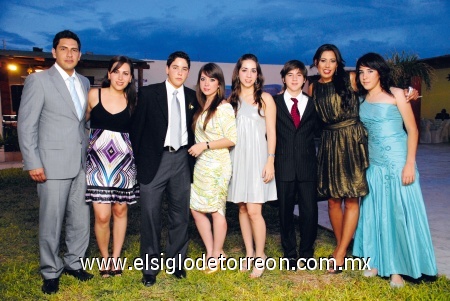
[290,97,301,128]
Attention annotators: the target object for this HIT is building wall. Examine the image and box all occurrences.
[78,68,108,87]
[141,60,315,93]
[1,59,312,117]
[421,67,450,119]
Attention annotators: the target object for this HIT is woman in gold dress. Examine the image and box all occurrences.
[309,44,369,273]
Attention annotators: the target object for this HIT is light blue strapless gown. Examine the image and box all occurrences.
[353,101,437,278]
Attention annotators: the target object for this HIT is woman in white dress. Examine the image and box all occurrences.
[227,54,277,278]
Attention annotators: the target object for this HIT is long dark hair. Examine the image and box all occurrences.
[192,63,226,131]
[229,53,265,115]
[312,44,354,111]
[356,52,393,98]
[102,55,137,114]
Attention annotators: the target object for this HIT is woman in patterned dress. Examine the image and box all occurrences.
[85,56,139,277]
[188,63,237,273]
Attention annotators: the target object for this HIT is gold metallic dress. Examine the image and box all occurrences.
[312,81,369,199]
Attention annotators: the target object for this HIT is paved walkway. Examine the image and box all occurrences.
[2,144,449,278]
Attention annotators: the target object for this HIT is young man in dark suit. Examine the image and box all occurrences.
[131,51,198,286]
[274,60,319,270]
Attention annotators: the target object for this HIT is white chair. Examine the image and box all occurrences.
[420,119,432,143]
[440,120,450,143]
[430,119,442,143]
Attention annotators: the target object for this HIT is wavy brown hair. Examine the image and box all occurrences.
[102,55,137,114]
[229,53,265,116]
[192,63,226,131]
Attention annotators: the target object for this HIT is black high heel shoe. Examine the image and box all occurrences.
[99,269,111,278]
[110,269,123,277]
[327,255,343,274]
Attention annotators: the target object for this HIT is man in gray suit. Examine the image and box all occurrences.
[18,30,93,294]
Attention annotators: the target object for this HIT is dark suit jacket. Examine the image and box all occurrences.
[274,92,320,182]
[131,82,198,184]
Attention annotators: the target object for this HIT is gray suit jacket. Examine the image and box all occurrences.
[18,65,90,179]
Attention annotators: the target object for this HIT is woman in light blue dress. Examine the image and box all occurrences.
[353,53,437,288]
[227,54,277,278]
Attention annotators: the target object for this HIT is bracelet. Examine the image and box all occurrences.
[268,153,275,158]
[206,141,210,149]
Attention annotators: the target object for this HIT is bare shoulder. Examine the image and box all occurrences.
[88,87,100,98]
[391,87,406,100]
[308,82,314,96]
[261,92,275,103]
[261,92,276,114]
[88,88,100,107]
[349,72,358,91]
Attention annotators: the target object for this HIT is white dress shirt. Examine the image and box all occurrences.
[54,62,85,111]
[284,90,308,118]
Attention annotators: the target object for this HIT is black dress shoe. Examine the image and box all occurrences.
[42,278,59,294]
[288,258,298,271]
[173,269,186,279]
[142,274,156,287]
[64,268,94,281]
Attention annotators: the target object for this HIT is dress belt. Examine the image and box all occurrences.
[163,145,188,152]
[324,118,358,130]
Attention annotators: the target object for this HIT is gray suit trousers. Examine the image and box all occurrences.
[140,149,190,275]
[37,167,90,279]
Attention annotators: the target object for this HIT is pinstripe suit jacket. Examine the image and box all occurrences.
[18,65,90,179]
[274,92,320,182]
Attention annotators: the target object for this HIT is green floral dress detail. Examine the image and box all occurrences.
[190,103,237,215]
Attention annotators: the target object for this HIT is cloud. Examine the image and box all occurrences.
[1,0,448,64]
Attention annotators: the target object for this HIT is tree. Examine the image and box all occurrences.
[386,51,435,90]
[386,51,435,136]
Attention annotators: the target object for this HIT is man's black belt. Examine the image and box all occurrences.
[163,145,188,152]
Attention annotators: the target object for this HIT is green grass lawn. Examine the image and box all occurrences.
[0,168,449,300]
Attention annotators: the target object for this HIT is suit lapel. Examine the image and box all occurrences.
[276,93,296,130]
[300,94,314,125]
[184,86,195,122]
[155,83,169,122]
[48,65,79,119]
